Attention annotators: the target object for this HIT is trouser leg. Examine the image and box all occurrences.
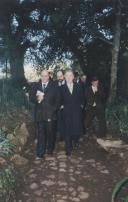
[85,108,95,131]
[36,121,46,157]
[96,108,106,137]
[65,135,73,155]
[46,121,56,154]
[57,111,64,141]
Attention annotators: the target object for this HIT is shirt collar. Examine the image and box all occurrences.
[42,82,49,87]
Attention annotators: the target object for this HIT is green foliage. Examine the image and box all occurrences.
[0,128,17,201]
[106,102,128,137]
[0,165,16,202]
[124,196,128,202]
[0,79,29,114]
[0,129,15,157]
[111,177,128,202]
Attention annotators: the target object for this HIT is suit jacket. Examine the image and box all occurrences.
[86,84,106,110]
[30,80,60,122]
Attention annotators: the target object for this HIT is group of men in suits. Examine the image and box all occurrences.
[29,69,106,159]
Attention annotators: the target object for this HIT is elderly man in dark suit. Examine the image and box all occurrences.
[30,70,60,159]
[60,69,84,156]
[85,76,106,137]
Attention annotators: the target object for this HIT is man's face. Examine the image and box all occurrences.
[81,75,87,82]
[65,71,74,83]
[92,80,99,87]
[57,71,64,81]
[41,70,49,83]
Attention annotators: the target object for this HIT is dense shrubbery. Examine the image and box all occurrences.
[0,165,16,201]
[108,101,128,201]
[111,177,128,202]
[106,101,128,139]
[0,78,31,201]
[0,129,15,157]
[0,79,29,114]
[0,129,16,201]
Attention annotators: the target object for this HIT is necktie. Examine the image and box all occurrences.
[43,84,46,92]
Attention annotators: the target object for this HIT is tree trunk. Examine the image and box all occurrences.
[9,48,26,86]
[109,0,121,103]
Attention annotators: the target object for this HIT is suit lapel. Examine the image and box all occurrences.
[38,81,43,92]
[44,81,52,94]
[72,82,77,96]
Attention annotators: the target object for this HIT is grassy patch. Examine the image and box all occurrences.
[0,165,16,202]
[106,101,128,138]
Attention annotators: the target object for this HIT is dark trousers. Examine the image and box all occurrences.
[65,135,80,154]
[85,106,106,137]
[36,120,56,157]
[57,110,64,141]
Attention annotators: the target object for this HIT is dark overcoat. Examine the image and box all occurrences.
[60,82,84,138]
[85,85,106,110]
[30,80,60,122]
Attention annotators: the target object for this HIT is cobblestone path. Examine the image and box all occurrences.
[16,137,123,202]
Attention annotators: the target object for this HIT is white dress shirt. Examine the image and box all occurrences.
[42,82,49,91]
[67,83,73,94]
[92,85,98,107]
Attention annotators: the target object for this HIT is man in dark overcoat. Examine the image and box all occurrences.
[30,70,60,159]
[60,69,84,156]
[85,76,106,137]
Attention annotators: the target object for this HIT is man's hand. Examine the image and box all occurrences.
[60,105,64,110]
[36,91,44,103]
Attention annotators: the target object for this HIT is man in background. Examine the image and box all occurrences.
[55,70,65,141]
[56,70,65,86]
[85,76,106,138]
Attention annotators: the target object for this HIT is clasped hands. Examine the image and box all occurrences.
[36,90,45,103]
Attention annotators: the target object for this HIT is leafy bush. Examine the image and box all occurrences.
[0,129,16,201]
[0,165,16,202]
[0,129,15,157]
[106,102,128,137]
[0,79,29,114]
[111,177,128,202]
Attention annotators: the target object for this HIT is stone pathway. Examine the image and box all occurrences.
[16,137,123,202]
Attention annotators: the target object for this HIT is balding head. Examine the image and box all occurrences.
[40,70,50,83]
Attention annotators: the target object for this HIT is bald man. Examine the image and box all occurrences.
[30,70,60,159]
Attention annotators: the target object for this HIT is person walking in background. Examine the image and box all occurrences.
[85,76,106,138]
[56,70,65,86]
[55,70,65,141]
[81,74,87,92]
[74,71,86,96]
[81,74,87,84]
[60,69,84,156]
[30,70,60,159]
[74,71,84,89]
[80,74,88,134]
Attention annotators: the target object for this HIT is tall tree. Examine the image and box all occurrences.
[0,0,49,83]
[109,0,122,102]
